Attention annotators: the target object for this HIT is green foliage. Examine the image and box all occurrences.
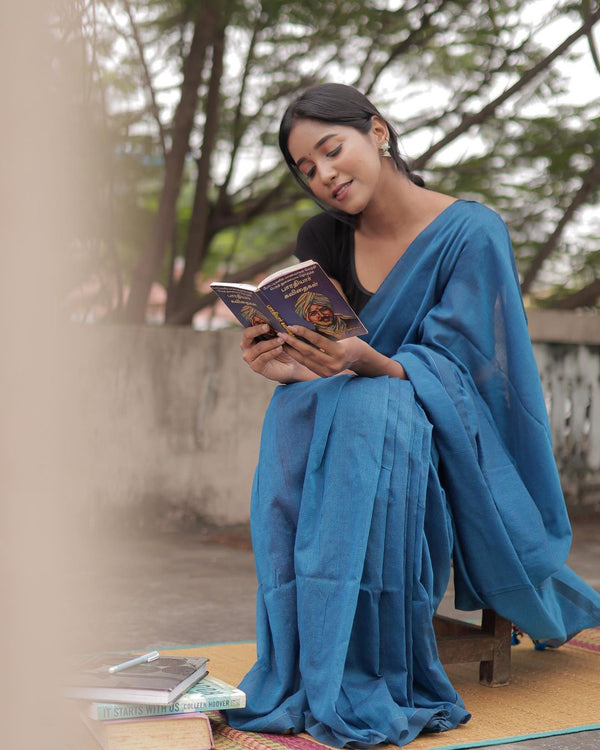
[201,199,318,279]
[62,0,600,323]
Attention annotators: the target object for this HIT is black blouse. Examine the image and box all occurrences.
[293,212,373,313]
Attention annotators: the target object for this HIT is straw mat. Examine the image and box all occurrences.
[164,626,600,750]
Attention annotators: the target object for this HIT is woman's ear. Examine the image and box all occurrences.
[370,115,389,144]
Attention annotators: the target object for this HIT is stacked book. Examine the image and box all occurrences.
[65,650,245,749]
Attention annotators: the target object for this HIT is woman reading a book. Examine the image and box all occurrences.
[227,83,600,747]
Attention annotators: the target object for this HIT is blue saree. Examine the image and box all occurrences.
[225,201,600,747]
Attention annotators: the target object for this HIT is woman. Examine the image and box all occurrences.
[226,83,600,748]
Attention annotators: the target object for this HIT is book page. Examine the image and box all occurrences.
[257,259,315,287]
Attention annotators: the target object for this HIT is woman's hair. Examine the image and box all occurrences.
[278,83,424,219]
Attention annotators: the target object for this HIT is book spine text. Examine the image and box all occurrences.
[93,694,245,721]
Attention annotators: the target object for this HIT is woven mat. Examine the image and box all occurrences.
[164,626,600,749]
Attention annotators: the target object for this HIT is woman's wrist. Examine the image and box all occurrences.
[351,341,407,379]
[279,364,320,384]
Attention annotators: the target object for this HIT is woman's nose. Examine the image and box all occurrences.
[319,161,337,184]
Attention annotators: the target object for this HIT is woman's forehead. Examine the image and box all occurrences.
[288,120,352,160]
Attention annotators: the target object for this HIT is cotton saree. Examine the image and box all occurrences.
[225,201,600,747]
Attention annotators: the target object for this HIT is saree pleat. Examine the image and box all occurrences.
[228,376,468,746]
[225,201,600,746]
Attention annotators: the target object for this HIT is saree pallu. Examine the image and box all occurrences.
[226,201,600,747]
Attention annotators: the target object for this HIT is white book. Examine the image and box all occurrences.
[87,674,246,721]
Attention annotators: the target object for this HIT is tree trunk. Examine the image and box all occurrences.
[166,18,225,325]
[123,5,216,323]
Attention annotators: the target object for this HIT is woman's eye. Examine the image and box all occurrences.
[301,145,340,181]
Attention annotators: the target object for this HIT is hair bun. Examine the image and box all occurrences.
[409,171,425,188]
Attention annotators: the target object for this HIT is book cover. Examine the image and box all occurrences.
[65,654,209,705]
[87,674,246,721]
[80,710,214,750]
[211,260,367,341]
[209,283,281,338]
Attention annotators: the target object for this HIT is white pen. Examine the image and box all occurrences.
[108,650,160,674]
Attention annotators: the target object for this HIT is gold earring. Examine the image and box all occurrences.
[380,141,392,158]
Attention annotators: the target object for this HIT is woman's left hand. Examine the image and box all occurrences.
[277,326,371,378]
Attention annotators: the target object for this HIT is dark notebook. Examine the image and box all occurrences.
[64,654,209,705]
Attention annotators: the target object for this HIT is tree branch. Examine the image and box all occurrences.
[412,7,600,170]
[361,0,447,96]
[521,152,600,294]
[121,0,167,158]
[581,0,600,74]
[166,242,296,324]
[218,11,263,198]
[233,175,294,221]
[541,278,600,309]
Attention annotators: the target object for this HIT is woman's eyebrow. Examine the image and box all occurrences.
[296,133,338,168]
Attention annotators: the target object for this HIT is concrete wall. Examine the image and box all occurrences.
[527,309,600,346]
[71,310,599,529]
[71,325,274,529]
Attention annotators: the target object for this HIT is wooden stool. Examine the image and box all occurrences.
[433,609,512,686]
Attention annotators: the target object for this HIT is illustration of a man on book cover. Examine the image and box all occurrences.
[294,291,358,339]
[240,304,276,338]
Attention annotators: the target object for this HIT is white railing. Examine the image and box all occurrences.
[534,343,600,510]
[528,310,600,512]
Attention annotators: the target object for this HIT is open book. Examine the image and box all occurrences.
[210,260,367,341]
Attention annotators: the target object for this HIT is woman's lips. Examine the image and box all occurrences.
[333,181,352,201]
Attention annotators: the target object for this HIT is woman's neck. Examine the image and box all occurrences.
[358,172,422,237]
[358,170,454,240]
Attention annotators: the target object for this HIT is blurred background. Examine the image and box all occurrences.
[54,0,600,527]
[62,0,600,326]
[1,2,599,747]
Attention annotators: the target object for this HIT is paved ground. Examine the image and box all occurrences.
[70,514,600,749]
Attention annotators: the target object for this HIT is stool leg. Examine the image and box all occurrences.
[479,609,512,686]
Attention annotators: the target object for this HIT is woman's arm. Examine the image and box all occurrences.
[277,326,407,380]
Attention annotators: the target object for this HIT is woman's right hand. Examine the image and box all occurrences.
[240,325,317,384]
